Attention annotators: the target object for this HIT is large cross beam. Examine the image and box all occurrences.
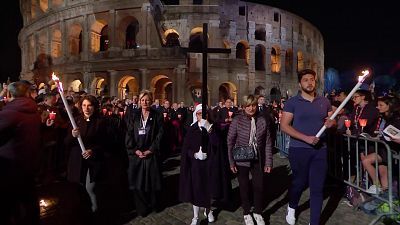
[181,23,231,119]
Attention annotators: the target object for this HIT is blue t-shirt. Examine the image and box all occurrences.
[283,93,332,149]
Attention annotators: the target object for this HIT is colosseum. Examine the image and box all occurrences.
[18,0,324,105]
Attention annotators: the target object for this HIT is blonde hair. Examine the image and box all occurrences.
[139,90,153,102]
[242,95,257,107]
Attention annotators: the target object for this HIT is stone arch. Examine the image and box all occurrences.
[164,29,180,47]
[297,51,304,71]
[255,44,266,71]
[219,82,237,105]
[51,29,62,58]
[189,27,208,52]
[69,23,83,56]
[90,20,108,52]
[39,0,48,12]
[118,16,140,49]
[118,75,139,99]
[271,46,281,73]
[255,27,266,41]
[91,76,108,96]
[151,75,173,102]
[254,86,266,96]
[125,20,139,49]
[270,87,282,103]
[69,79,82,92]
[285,48,293,73]
[236,40,249,65]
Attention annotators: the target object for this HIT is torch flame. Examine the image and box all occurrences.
[39,199,48,207]
[358,69,370,82]
[51,72,59,82]
[51,72,63,92]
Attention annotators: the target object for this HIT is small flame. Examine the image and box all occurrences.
[358,69,369,82]
[51,72,59,82]
[39,199,48,207]
[51,72,63,92]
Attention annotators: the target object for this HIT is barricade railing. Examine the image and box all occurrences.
[275,124,290,157]
[327,133,399,225]
[274,127,399,224]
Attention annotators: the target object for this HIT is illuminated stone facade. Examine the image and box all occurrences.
[19,0,324,105]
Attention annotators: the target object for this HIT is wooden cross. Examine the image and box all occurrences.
[181,23,231,119]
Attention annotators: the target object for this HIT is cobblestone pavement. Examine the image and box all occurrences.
[124,153,382,225]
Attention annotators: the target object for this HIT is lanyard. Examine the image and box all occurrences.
[141,113,148,129]
[375,117,382,132]
[354,105,365,125]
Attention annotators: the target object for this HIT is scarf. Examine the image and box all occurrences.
[249,116,257,156]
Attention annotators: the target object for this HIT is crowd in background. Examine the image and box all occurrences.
[2,77,400,225]
[0,79,289,225]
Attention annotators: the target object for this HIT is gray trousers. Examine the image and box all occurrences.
[85,170,97,212]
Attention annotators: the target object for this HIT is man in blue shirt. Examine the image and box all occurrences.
[281,69,334,225]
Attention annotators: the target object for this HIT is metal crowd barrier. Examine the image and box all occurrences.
[274,124,290,157]
[327,133,399,225]
[274,127,400,224]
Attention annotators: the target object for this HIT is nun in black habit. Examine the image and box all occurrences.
[179,104,231,225]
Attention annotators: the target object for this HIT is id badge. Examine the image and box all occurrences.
[138,128,146,135]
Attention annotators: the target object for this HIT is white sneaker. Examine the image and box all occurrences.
[244,214,255,225]
[253,213,265,225]
[285,206,296,225]
[366,185,381,194]
[204,210,215,223]
[190,217,198,225]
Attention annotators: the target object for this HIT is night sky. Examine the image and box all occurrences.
[1,1,400,87]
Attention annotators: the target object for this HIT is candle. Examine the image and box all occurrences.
[316,70,369,137]
[359,119,367,127]
[228,111,233,117]
[119,111,124,118]
[102,108,107,115]
[52,73,86,153]
[163,112,167,118]
[49,111,56,120]
[178,114,182,119]
[344,119,351,128]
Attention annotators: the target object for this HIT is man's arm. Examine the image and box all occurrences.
[280,111,319,145]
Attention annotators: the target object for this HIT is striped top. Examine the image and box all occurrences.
[227,113,273,168]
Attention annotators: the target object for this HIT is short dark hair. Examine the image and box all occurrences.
[297,69,316,83]
[80,95,100,116]
[355,89,372,102]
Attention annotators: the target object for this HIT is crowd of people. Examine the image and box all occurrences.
[1,68,400,225]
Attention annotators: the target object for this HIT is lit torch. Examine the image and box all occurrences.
[52,73,86,153]
[316,69,370,138]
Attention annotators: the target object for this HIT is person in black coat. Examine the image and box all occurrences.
[217,98,239,124]
[179,104,231,225]
[125,90,164,217]
[65,95,106,213]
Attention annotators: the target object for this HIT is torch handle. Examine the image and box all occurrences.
[58,89,86,153]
